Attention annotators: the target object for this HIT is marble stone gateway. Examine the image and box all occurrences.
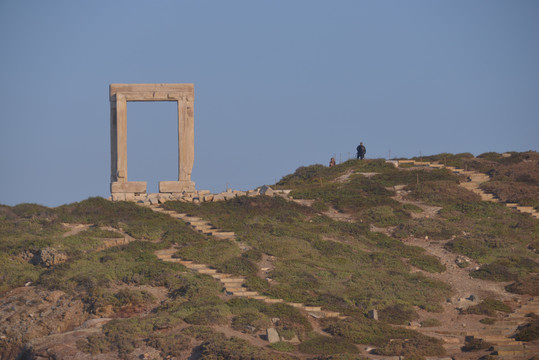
[109,84,195,200]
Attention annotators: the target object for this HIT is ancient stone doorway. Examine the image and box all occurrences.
[110,84,195,201]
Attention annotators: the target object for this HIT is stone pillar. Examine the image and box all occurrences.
[158,93,195,193]
[115,95,127,182]
[178,95,195,186]
[110,91,146,199]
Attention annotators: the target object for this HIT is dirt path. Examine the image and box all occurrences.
[61,223,91,237]
[404,238,510,302]
[389,185,442,219]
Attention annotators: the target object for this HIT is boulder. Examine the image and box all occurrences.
[259,185,274,196]
[213,194,226,202]
[367,309,378,320]
[266,327,280,343]
[247,190,259,197]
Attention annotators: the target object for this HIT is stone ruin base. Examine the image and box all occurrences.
[110,186,291,204]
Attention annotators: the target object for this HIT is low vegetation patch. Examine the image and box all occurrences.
[297,334,357,355]
[505,275,539,296]
[379,304,418,325]
[462,298,511,316]
[514,316,539,342]
[461,337,493,352]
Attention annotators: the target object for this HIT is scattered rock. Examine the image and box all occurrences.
[368,309,378,320]
[266,327,280,343]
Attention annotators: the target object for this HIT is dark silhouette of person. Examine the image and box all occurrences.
[329,157,336,167]
[356,142,366,160]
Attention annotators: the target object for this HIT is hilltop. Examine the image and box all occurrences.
[0,151,538,360]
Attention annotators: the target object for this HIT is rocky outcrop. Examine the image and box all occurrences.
[30,248,68,267]
[0,287,88,360]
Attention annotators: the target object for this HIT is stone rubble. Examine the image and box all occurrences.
[111,185,292,205]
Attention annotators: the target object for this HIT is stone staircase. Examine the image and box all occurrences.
[146,205,344,320]
[467,297,539,359]
[395,160,539,219]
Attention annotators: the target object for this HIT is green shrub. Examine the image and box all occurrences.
[268,342,296,352]
[379,304,418,325]
[462,298,511,316]
[470,263,518,282]
[409,255,446,273]
[200,336,295,360]
[181,326,226,341]
[514,318,539,341]
[393,218,456,240]
[232,310,271,332]
[146,333,191,357]
[372,337,445,358]
[505,275,539,295]
[461,337,492,352]
[298,334,357,355]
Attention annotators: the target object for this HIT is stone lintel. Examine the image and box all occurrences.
[159,180,195,193]
[110,84,194,101]
[111,181,147,193]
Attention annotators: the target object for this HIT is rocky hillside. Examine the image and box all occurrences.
[0,151,538,360]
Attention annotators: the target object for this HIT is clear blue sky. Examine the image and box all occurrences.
[1,0,538,207]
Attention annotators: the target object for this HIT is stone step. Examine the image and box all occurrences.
[211,231,236,237]
[233,291,258,297]
[263,298,284,304]
[322,311,341,317]
[496,349,528,356]
[413,161,431,166]
[287,303,305,309]
[428,164,445,168]
[248,295,269,300]
[198,268,217,274]
[495,344,525,351]
[304,306,322,312]
[187,220,206,226]
[505,203,519,207]
[224,287,246,292]
[516,206,535,213]
[220,278,245,284]
[211,273,231,280]
[186,264,209,270]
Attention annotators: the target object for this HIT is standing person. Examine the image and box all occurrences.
[356,142,366,160]
[329,157,336,167]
